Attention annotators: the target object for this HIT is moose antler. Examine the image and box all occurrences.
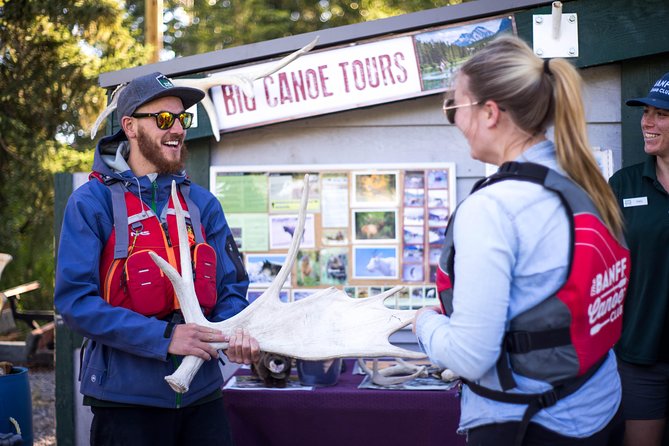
[0,253,12,281]
[91,37,318,140]
[356,358,428,386]
[150,175,425,393]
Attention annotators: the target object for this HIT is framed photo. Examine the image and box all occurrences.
[427,189,450,208]
[268,173,320,213]
[245,253,289,287]
[404,171,425,189]
[403,226,424,245]
[404,188,425,207]
[411,287,425,309]
[403,244,424,263]
[320,248,348,285]
[427,169,450,189]
[352,209,398,243]
[356,287,370,299]
[402,263,424,282]
[351,171,399,208]
[247,289,289,303]
[269,214,315,250]
[428,208,450,227]
[429,246,442,265]
[403,207,425,226]
[428,227,446,245]
[425,287,439,306]
[410,286,425,301]
[296,250,320,287]
[321,228,348,246]
[352,246,399,279]
[293,289,320,301]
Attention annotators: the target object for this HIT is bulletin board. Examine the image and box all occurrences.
[210,163,456,309]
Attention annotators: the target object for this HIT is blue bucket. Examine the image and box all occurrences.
[296,358,343,387]
[0,367,33,445]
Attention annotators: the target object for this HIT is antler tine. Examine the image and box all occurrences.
[148,181,209,327]
[261,174,309,300]
[357,358,427,386]
[247,36,319,83]
[172,37,319,142]
[90,83,126,139]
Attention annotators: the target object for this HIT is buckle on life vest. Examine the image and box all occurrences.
[131,221,144,233]
[538,389,559,408]
[505,331,533,354]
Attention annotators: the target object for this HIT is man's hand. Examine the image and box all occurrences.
[225,327,260,365]
[167,323,226,361]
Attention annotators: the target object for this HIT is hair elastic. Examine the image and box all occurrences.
[543,58,552,75]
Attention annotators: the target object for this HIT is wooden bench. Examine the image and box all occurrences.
[0,281,54,329]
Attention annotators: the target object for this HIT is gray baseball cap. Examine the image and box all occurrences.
[116,72,205,125]
[626,72,669,110]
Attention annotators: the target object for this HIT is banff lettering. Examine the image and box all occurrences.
[220,51,410,116]
[588,258,627,335]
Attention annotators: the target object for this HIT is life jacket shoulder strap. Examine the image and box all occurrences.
[92,172,205,256]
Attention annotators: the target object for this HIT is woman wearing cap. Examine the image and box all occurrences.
[413,35,626,445]
[609,71,669,446]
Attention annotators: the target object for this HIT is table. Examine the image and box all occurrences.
[222,360,466,446]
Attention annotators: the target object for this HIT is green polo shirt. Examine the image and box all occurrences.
[609,156,669,365]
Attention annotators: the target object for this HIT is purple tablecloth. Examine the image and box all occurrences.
[222,360,466,446]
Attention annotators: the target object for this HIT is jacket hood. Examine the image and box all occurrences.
[93,129,131,181]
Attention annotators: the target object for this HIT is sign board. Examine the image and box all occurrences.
[210,15,515,133]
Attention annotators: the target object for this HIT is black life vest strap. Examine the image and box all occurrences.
[464,356,607,446]
[505,327,572,354]
[106,178,205,257]
[495,352,517,391]
[475,162,549,192]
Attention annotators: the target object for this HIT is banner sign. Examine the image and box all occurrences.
[210,15,514,133]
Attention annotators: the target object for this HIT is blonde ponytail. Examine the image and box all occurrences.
[461,35,623,237]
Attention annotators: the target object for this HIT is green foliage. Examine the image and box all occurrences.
[0,0,470,314]
[126,0,467,58]
[0,0,148,311]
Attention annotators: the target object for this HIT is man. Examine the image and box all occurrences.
[55,72,259,445]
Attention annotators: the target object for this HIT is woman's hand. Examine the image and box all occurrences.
[224,327,261,365]
[412,305,443,334]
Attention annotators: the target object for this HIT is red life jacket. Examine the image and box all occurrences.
[436,162,630,445]
[92,172,218,319]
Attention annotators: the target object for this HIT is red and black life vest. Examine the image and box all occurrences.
[92,172,218,319]
[436,162,629,445]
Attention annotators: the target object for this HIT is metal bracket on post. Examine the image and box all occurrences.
[532,1,579,58]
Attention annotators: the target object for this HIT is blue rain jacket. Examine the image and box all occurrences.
[54,130,249,407]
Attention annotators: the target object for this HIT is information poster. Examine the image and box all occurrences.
[211,163,456,307]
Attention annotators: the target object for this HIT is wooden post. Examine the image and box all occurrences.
[145,0,163,63]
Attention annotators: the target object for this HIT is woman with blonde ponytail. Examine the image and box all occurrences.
[414,35,626,445]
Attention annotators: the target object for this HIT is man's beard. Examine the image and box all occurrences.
[137,129,188,174]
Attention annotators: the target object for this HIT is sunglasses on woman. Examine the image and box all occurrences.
[442,98,479,125]
[131,111,194,130]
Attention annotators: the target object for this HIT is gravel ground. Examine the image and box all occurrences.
[28,366,56,446]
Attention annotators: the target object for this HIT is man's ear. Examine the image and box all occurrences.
[121,115,137,138]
